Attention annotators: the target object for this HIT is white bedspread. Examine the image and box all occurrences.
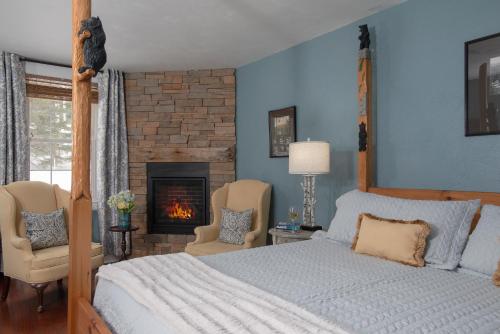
[96,252,348,334]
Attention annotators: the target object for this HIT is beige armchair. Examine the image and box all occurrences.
[0,181,103,312]
[185,179,271,256]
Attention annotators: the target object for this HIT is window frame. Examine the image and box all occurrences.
[26,74,98,102]
[27,74,99,190]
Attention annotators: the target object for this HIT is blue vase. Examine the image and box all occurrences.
[118,211,131,229]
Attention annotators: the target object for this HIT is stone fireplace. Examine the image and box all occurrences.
[125,69,235,256]
[147,162,209,235]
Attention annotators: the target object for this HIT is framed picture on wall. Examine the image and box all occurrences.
[465,32,500,136]
[268,106,296,157]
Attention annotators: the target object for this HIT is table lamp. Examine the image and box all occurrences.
[289,139,330,231]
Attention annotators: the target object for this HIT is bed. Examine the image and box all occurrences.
[67,4,500,332]
[94,237,500,334]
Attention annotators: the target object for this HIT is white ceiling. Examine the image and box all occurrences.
[0,0,402,72]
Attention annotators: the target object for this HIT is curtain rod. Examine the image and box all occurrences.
[20,56,105,74]
[20,56,72,69]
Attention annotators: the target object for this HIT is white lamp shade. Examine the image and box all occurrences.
[289,141,330,175]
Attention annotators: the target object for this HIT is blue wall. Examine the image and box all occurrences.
[236,0,500,227]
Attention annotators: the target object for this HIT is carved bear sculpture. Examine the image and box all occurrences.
[78,16,106,80]
[358,122,368,152]
[358,24,370,50]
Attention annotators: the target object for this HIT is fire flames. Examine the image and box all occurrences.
[166,201,194,220]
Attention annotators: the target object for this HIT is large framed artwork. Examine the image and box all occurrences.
[268,106,296,157]
[465,32,500,136]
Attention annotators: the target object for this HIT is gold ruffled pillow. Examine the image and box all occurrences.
[352,213,431,267]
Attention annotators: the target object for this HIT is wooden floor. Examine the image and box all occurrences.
[0,274,67,334]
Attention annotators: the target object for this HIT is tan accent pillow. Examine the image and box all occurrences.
[352,213,431,267]
[493,260,500,287]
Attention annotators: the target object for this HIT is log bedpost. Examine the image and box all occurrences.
[68,0,92,332]
[357,24,373,191]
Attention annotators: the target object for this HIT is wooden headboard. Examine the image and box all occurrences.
[356,36,500,233]
[368,187,500,205]
[368,187,500,232]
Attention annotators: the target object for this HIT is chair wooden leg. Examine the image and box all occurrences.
[57,279,64,297]
[1,276,10,301]
[30,283,49,313]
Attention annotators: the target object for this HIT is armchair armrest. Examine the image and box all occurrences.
[243,229,262,248]
[0,187,33,256]
[11,235,32,252]
[191,225,219,244]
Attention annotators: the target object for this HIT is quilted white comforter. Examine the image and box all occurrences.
[95,238,500,333]
[96,252,347,334]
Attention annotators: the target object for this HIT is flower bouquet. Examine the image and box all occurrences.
[107,190,136,228]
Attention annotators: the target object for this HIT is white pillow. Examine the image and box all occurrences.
[327,190,480,270]
[459,205,500,276]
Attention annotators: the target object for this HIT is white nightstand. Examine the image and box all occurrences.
[268,228,314,245]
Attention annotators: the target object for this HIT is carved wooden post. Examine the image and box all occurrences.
[357,24,373,192]
[68,0,92,332]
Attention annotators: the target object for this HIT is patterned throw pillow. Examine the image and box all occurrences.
[218,208,253,245]
[22,208,68,251]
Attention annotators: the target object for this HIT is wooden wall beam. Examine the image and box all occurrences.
[68,0,92,333]
[128,147,235,163]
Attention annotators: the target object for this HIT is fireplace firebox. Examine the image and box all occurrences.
[147,162,209,234]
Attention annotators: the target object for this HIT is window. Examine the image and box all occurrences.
[27,75,98,191]
[29,98,73,190]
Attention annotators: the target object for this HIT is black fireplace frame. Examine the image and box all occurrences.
[147,162,210,234]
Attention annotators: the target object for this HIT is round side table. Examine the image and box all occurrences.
[108,225,139,261]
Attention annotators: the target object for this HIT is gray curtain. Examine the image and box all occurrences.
[0,52,28,272]
[96,69,129,257]
[0,52,29,185]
